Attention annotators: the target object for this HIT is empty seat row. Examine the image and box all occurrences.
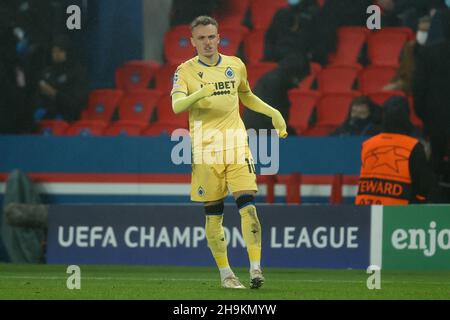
[39,119,188,137]
[329,26,414,67]
[39,89,188,136]
[298,64,399,95]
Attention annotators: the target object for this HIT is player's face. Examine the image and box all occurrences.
[191,24,220,59]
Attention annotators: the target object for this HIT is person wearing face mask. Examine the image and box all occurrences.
[383,16,431,95]
[413,8,450,202]
[416,24,430,45]
[331,97,381,137]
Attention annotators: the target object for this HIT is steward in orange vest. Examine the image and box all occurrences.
[355,97,435,205]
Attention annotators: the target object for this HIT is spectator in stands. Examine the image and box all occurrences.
[0,6,27,134]
[425,0,450,45]
[383,16,431,94]
[331,97,381,137]
[319,0,372,28]
[375,0,430,28]
[14,0,59,107]
[243,54,309,135]
[413,7,450,202]
[310,0,372,64]
[263,0,320,63]
[355,96,436,205]
[32,35,88,123]
[170,0,221,26]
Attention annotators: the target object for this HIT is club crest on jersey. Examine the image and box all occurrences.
[198,186,205,197]
[225,67,235,79]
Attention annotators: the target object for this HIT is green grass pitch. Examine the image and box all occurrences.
[1,264,449,300]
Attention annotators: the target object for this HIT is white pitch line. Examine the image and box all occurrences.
[0,275,447,285]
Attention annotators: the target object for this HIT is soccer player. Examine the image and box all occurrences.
[171,16,288,289]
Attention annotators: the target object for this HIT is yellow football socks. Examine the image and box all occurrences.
[205,215,229,269]
[239,204,262,267]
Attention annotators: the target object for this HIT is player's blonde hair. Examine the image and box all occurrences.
[190,16,219,32]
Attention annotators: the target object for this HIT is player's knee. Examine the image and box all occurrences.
[204,201,224,216]
[204,202,224,241]
[236,194,256,213]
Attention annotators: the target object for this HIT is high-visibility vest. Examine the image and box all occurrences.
[355,133,419,205]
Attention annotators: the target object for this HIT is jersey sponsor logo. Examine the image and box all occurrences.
[197,72,203,79]
[225,67,235,79]
[200,81,236,96]
[198,186,205,197]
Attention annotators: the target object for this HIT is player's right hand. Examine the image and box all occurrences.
[198,83,215,98]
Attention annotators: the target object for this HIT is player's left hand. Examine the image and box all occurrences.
[272,110,288,138]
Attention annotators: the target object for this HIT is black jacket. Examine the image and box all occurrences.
[413,41,450,137]
[34,60,89,122]
[408,142,437,203]
[263,1,319,63]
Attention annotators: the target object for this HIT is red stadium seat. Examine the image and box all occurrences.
[218,26,248,56]
[154,63,179,95]
[297,62,322,92]
[115,60,160,92]
[116,90,162,125]
[288,90,320,135]
[317,66,360,93]
[246,62,278,88]
[368,90,406,106]
[78,89,124,124]
[359,66,397,94]
[143,95,188,136]
[384,26,415,40]
[38,120,70,136]
[368,29,410,67]
[244,29,266,64]
[305,92,361,136]
[250,0,287,30]
[65,122,107,136]
[103,123,144,136]
[214,0,250,26]
[164,25,195,65]
[329,27,369,66]
[154,95,188,127]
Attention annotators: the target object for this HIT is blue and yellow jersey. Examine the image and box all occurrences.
[171,54,251,152]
